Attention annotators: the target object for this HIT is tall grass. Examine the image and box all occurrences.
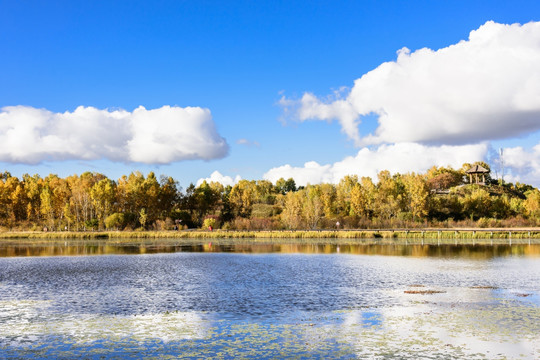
[1,229,540,241]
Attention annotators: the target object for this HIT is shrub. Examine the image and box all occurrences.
[202,217,216,229]
[105,213,125,230]
[85,218,99,230]
[251,203,276,218]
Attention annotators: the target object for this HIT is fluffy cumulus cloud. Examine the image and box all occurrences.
[264,143,488,186]
[196,170,241,187]
[502,144,540,185]
[0,105,228,164]
[282,21,540,146]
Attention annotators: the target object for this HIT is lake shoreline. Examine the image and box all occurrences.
[1,228,540,244]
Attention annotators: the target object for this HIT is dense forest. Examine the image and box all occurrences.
[1,161,540,231]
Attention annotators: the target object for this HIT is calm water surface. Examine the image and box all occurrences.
[1,240,539,359]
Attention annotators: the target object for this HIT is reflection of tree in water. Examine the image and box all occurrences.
[1,241,540,258]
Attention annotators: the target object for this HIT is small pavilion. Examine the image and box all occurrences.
[466,165,489,185]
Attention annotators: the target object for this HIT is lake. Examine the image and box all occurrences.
[1,240,539,359]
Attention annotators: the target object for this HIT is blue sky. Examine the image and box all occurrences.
[2,1,540,188]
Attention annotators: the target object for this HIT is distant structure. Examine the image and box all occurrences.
[499,148,504,185]
[466,165,489,185]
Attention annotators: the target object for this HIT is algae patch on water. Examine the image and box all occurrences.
[2,294,540,359]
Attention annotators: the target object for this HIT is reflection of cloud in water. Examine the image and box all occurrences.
[302,285,540,359]
[370,288,540,359]
[1,298,539,358]
[2,252,539,358]
[0,300,206,345]
[340,309,383,329]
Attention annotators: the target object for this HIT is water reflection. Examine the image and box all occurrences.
[1,247,539,358]
[1,240,540,258]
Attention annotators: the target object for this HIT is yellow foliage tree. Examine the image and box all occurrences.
[403,173,429,220]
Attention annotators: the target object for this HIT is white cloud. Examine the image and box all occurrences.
[502,144,540,185]
[236,138,260,147]
[282,21,540,146]
[196,170,241,187]
[0,105,229,164]
[264,143,488,186]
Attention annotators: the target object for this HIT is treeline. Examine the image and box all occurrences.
[1,161,540,231]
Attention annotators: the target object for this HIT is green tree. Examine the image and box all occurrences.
[143,172,160,223]
[191,181,220,223]
[275,177,297,195]
[158,175,180,217]
[428,194,463,221]
[105,213,125,230]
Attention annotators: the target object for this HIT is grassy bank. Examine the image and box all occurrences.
[1,229,540,242]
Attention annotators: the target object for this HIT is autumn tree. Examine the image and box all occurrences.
[336,175,359,216]
[90,178,116,229]
[105,212,125,230]
[426,166,463,191]
[229,180,257,217]
[318,183,337,218]
[350,177,376,218]
[402,173,429,221]
[255,180,276,204]
[460,186,492,220]
[67,172,104,228]
[302,185,324,229]
[0,175,12,224]
[0,174,28,226]
[373,171,404,220]
[23,174,43,224]
[428,194,463,221]
[524,189,540,219]
[49,175,72,228]
[39,186,54,229]
[281,190,303,229]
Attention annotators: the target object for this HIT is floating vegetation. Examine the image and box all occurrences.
[404,290,446,295]
[1,294,538,359]
[470,286,499,290]
[1,249,539,359]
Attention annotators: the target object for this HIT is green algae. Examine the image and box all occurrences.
[2,287,539,359]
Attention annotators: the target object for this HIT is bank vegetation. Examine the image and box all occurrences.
[2,161,540,233]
